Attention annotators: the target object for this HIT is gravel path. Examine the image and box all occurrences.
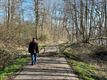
[13,57,79,80]
[12,45,79,80]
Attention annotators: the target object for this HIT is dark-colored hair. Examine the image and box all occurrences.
[32,37,37,42]
[33,37,35,41]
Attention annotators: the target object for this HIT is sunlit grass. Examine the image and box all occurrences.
[69,60,96,80]
[61,43,107,80]
[65,51,107,80]
[0,57,30,80]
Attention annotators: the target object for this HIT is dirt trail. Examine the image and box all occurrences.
[13,45,79,80]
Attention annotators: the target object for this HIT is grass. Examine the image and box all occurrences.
[64,51,96,80]
[61,44,107,80]
[0,57,30,80]
[69,60,96,80]
[64,51,107,80]
[39,45,46,49]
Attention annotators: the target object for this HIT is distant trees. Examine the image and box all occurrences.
[63,0,107,45]
[0,0,35,45]
[0,0,106,45]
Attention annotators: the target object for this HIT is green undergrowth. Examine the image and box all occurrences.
[0,57,30,80]
[59,44,107,80]
[63,48,107,80]
[69,60,96,80]
[64,52,95,80]
[39,45,46,49]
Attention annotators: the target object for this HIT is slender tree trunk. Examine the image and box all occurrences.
[85,0,88,42]
[74,0,79,42]
[88,0,94,41]
[34,0,39,39]
[104,0,107,45]
[80,0,84,42]
[7,0,11,37]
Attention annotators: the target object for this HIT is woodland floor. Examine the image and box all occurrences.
[11,45,79,80]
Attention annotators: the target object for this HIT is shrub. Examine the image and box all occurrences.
[93,46,107,60]
[39,34,47,41]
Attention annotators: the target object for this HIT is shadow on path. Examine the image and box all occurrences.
[12,57,79,80]
[11,46,79,80]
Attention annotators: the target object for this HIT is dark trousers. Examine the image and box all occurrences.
[31,53,37,65]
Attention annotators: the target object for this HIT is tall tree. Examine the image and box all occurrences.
[34,0,39,39]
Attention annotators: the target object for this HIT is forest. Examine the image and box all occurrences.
[0,0,107,80]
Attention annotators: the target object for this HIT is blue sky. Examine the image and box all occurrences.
[23,0,64,21]
[0,0,63,22]
[0,7,5,21]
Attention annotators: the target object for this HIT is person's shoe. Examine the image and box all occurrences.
[34,62,37,64]
[31,62,34,65]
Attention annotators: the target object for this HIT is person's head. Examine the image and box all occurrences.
[32,38,37,42]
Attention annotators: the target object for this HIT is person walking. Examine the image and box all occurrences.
[28,38,39,65]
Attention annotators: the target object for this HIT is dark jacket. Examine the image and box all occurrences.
[28,41,39,53]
